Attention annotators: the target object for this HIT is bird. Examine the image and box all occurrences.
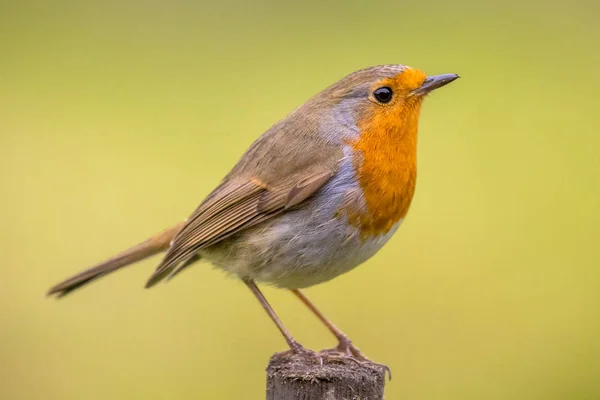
[48,64,458,374]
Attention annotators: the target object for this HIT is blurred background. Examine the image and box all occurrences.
[1,0,599,398]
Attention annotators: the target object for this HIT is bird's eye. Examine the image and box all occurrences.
[373,87,393,104]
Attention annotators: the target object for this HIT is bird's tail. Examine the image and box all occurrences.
[47,223,184,297]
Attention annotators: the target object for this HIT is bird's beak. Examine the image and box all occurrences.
[410,73,460,96]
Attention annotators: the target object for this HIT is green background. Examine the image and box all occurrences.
[1,1,599,398]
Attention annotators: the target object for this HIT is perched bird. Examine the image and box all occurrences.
[48,65,458,373]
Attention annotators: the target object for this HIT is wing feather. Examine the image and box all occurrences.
[145,166,335,288]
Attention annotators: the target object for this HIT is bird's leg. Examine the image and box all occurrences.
[243,279,322,364]
[290,289,366,358]
[291,289,391,378]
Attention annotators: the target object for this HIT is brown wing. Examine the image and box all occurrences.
[145,166,335,287]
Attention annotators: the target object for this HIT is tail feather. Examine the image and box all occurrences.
[47,223,183,297]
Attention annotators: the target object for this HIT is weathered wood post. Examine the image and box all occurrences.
[266,353,386,400]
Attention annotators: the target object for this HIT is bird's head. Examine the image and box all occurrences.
[312,64,459,143]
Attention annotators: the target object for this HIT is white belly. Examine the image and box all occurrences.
[201,210,401,289]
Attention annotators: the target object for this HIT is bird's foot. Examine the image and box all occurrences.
[319,337,391,380]
[275,340,323,366]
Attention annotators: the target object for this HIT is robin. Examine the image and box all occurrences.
[48,64,458,374]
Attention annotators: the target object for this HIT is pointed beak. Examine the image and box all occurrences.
[411,73,460,96]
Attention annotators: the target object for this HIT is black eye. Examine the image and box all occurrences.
[373,87,393,103]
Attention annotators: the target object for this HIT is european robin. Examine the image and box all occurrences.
[48,65,458,374]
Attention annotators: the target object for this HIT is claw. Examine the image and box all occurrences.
[320,337,392,380]
[277,340,324,366]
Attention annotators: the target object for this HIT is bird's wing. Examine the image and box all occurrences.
[145,165,335,287]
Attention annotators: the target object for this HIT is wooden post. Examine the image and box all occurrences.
[266,353,386,400]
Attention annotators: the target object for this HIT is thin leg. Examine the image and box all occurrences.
[244,278,298,349]
[291,289,363,356]
[291,289,349,345]
[291,288,391,378]
[244,279,321,363]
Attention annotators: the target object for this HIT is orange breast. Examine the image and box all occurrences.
[346,101,422,238]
